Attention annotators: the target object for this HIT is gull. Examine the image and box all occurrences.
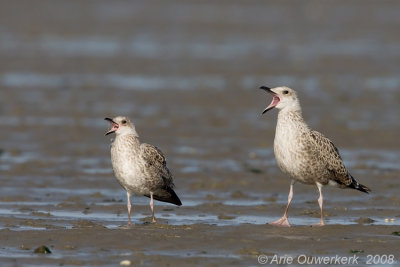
[105,116,182,225]
[260,86,370,227]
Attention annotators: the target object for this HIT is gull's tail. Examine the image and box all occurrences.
[146,186,182,206]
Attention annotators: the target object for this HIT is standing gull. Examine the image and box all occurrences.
[259,86,370,227]
[105,116,182,225]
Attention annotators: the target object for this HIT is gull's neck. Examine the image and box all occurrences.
[116,126,139,139]
[277,104,308,129]
[113,133,140,148]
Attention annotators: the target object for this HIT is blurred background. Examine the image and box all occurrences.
[0,0,399,233]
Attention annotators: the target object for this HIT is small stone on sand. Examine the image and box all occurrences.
[120,260,131,266]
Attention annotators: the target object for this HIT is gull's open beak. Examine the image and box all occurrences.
[104,118,119,135]
[260,86,280,114]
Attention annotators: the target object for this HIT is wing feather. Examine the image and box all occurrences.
[140,143,174,188]
[309,130,352,187]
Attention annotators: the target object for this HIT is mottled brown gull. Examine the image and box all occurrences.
[105,116,181,225]
[260,86,370,227]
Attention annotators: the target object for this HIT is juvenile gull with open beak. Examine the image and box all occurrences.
[105,116,182,225]
[259,86,370,227]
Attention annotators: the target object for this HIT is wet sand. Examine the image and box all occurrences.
[1,224,400,266]
[1,0,400,266]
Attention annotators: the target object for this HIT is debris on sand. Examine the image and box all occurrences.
[354,217,375,224]
[34,245,51,254]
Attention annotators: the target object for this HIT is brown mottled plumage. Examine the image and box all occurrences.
[105,116,181,225]
[260,86,370,227]
[140,143,180,203]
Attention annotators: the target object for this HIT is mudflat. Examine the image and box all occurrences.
[0,0,399,266]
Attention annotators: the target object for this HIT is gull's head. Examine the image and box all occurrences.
[104,116,138,137]
[259,86,300,114]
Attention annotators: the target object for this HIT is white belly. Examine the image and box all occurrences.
[274,119,318,184]
[111,145,149,195]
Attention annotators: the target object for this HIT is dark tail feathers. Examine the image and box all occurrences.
[146,186,182,206]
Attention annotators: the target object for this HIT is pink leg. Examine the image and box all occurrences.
[126,192,132,226]
[270,180,295,227]
[150,192,157,223]
[313,183,325,226]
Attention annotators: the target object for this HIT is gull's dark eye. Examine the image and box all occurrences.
[283,90,289,95]
[122,120,127,124]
